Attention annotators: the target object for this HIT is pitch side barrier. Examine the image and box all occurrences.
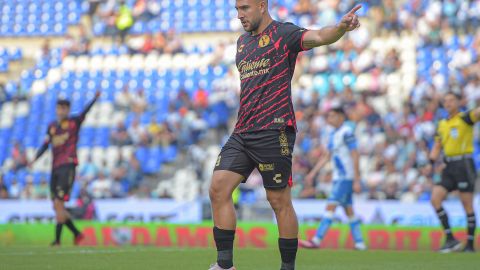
[1,222,480,251]
[1,198,479,226]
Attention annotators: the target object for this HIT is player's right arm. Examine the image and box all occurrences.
[428,124,443,174]
[30,128,52,165]
[429,138,442,162]
[430,120,443,162]
[302,5,361,49]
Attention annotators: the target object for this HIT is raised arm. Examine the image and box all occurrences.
[80,90,101,119]
[302,5,361,49]
[470,107,480,122]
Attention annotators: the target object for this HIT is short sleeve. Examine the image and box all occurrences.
[344,131,357,151]
[461,110,476,126]
[281,23,310,53]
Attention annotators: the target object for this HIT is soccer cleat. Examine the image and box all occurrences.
[438,239,462,253]
[74,233,85,246]
[462,245,475,253]
[298,239,320,249]
[354,242,367,251]
[50,241,60,247]
[208,263,236,270]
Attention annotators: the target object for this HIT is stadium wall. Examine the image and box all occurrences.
[1,199,479,226]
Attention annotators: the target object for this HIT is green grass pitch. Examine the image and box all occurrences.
[0,246,478,270]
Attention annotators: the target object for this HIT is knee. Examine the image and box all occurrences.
[53,199,65,211]
[267,195,290,214]
[209,178,231,204]
[430,197,441,209]
[462,201,474,213]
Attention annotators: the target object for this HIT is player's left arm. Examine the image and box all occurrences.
[463,107,480,125]
[77,90,101,123]
[302,5,361,49]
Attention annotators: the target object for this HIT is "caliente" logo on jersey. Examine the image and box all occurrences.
[238,58,271,80]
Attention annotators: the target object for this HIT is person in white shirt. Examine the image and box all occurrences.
[299,107,366,250]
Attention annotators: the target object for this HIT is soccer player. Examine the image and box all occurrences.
[298,107,366,250]
[430,92,479,253]
[208,1,361,269]
[30,91,100,246]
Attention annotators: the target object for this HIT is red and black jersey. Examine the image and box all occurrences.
[35,97,97,169]
[47,116,83,169]
[234,20,310,134]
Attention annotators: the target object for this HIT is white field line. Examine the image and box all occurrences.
[0,247,200,256]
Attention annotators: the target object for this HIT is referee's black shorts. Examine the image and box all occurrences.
[50,164,76,201]
[439,157,477,193]
[214,128,295,189]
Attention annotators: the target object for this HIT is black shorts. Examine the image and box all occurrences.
[214,128,296,189]
[439,158,477,193]
[50,164,76,201]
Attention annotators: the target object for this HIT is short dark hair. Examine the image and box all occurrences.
[329,106,346,116]
[56,99,71,107]
[445,91,462,100]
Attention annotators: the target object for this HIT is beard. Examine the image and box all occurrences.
[244,18,261,33]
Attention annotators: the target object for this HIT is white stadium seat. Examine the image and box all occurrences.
[75,56,89,72]
[158,54,173,70]
[116,55,131,70]
[103,55,117,71]
[89,55,104,71]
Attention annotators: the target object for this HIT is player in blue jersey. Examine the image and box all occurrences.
[299,107,366,250]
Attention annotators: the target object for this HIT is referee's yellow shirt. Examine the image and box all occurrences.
[436,110,478,157]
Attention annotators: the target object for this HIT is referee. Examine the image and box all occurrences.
[430,92,479,253]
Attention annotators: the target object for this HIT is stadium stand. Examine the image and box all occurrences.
[0,0,85,37]
[0,0,479,203]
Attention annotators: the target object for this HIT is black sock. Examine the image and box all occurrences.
[467,213,476,247]
[436,207,454,240]
[55,223,64,243]
[213,226,235,269]
[279,238,298,270]
[65,219,80,237]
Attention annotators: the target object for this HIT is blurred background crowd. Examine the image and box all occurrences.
[0,0,479,206]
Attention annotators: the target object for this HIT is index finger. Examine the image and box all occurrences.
[348,4,362,15]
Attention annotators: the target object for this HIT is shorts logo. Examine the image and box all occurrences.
[274,118,285,124]
[238,44,245,53]
[258,35,270,48]
[215,155,222,167]
[259,163,274,172]
[459,182,468,189]
[279,131,290,156]
[273,174,282,184]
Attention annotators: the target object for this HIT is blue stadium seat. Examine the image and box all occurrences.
[135,147,149,165]
[164,145,178,163]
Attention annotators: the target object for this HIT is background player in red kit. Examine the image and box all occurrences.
[30,91,100,246]
[208,1,361,269]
